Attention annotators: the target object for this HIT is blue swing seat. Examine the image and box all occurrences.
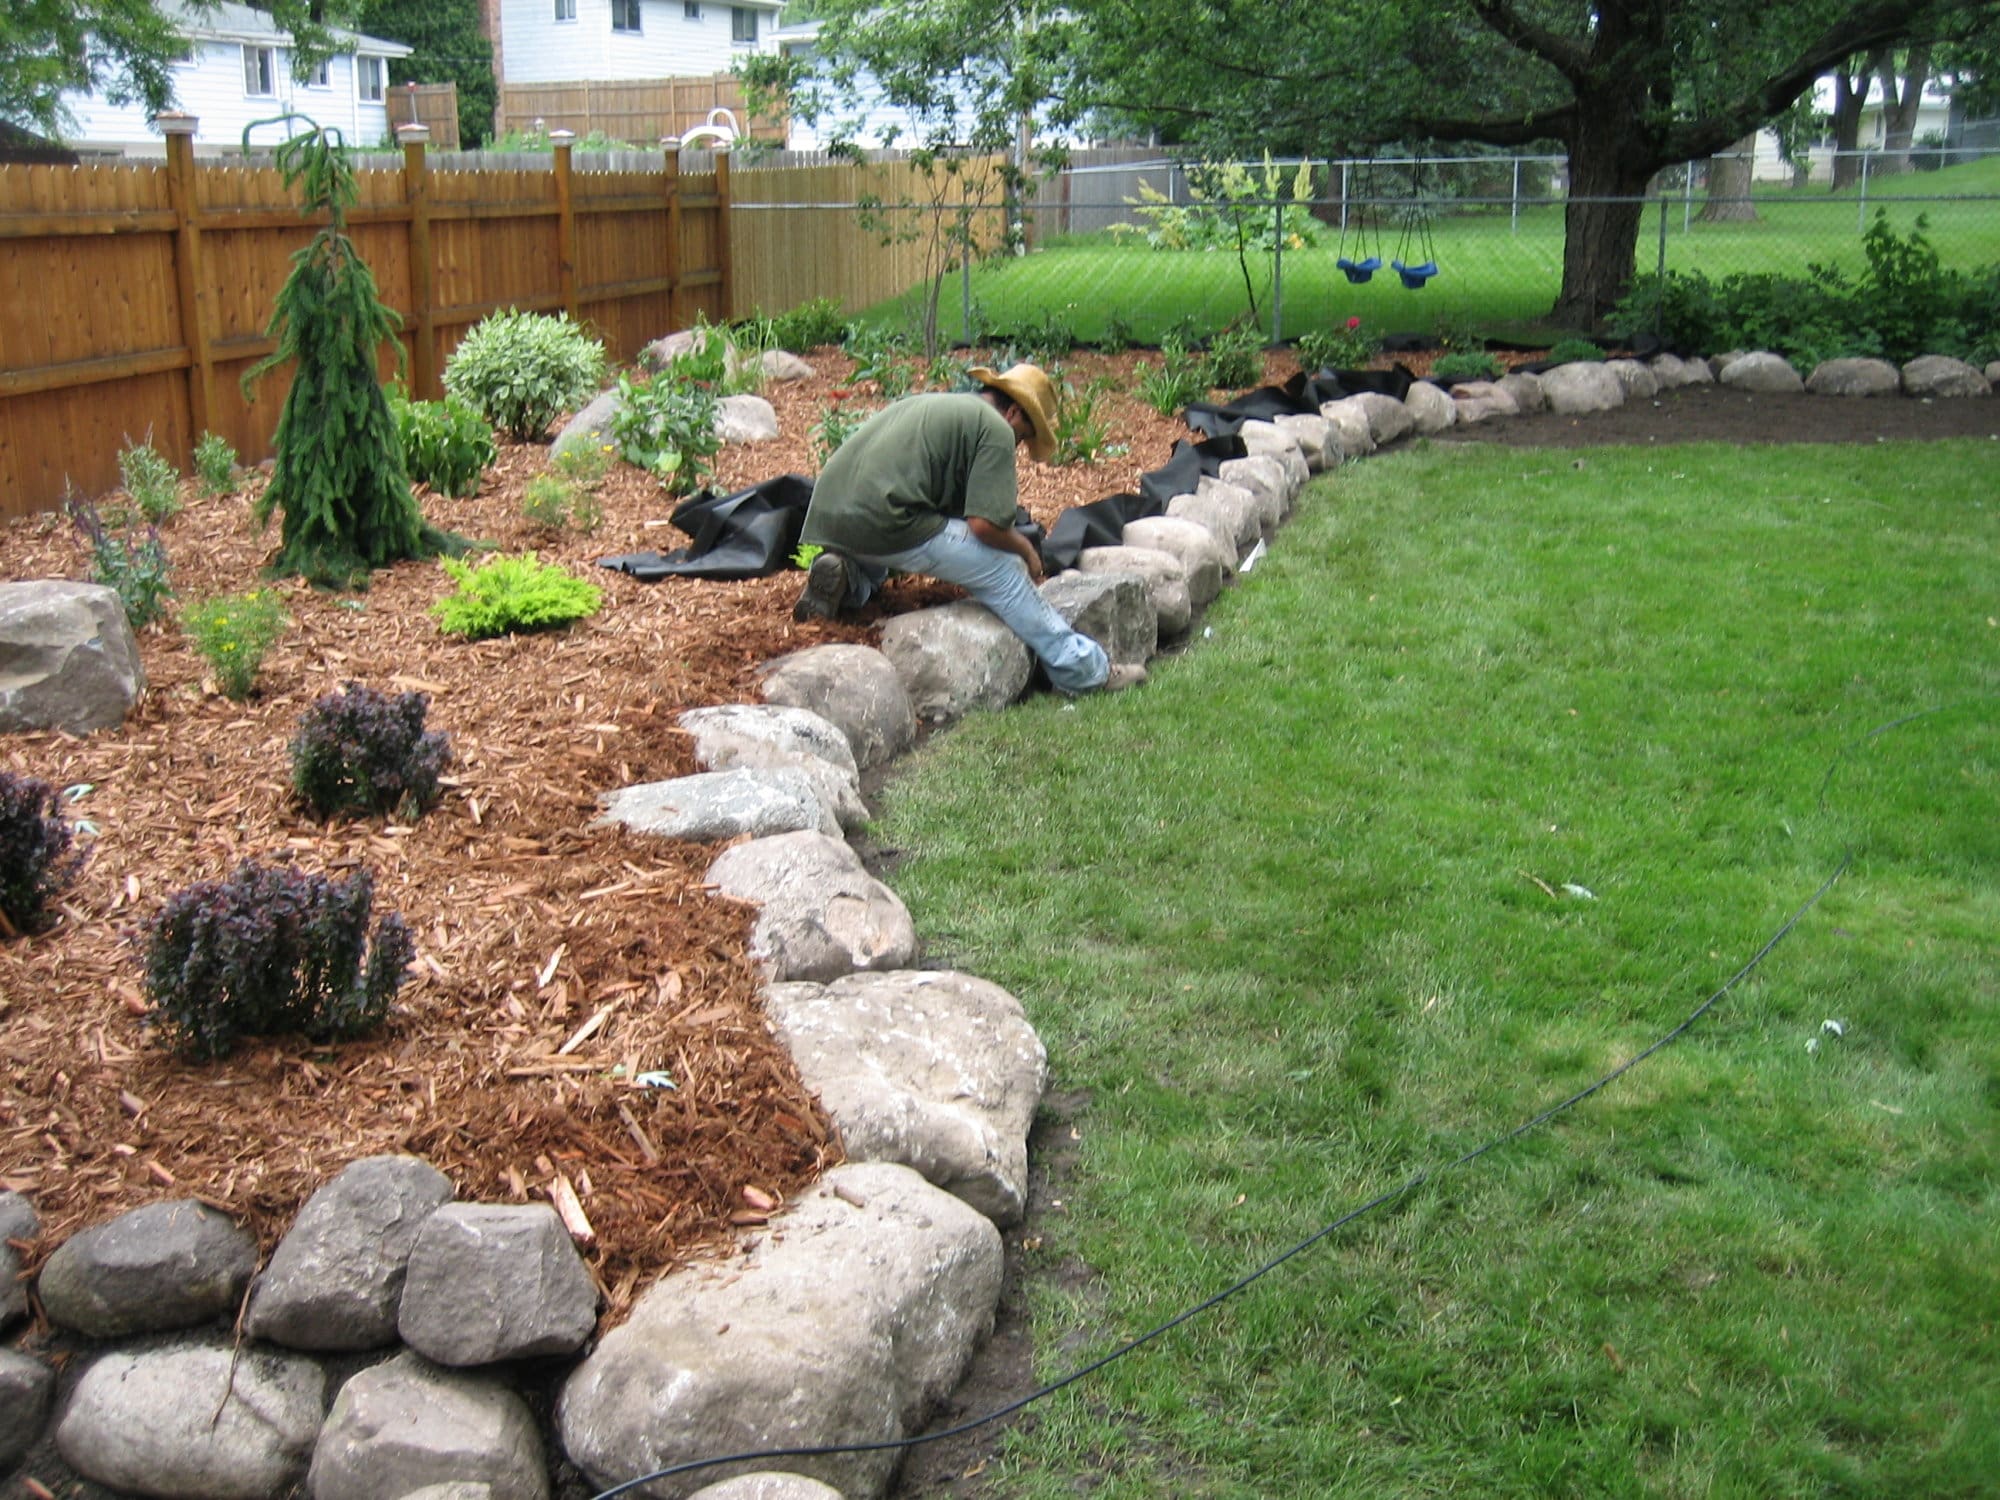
[1336,255,1381,284]
[1392,259,1439,289]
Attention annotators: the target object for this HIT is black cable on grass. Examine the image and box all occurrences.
[588,852,1854,1500]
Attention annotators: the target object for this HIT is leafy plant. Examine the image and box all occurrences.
[1432,350,1504,381]
[791,542,824,570]
[67,495,172,628]
[390,390,496,497]
[1108,153,1320,321]
[520,473,601,534]
[842,325,916,398]
[1136,333,1214,418]
[1297,315,1374,373]
[1098,313,1136,355]
[192,431,238,497]
[142,858,414,1061]
[1015,303,1079,363]
[551,440,614,492]
[443,308,608,441]
[431,552,603,641]
[181,589,288,700]
[118,436,181,523]
[609,370,721,497]
[1051,376,1121,465]
[811,398,870,470]
[290,682,451,822]
[761,296,848,353]
[1547,337,1605,364]
[0,772,87,938]
[1205,321,1266,391]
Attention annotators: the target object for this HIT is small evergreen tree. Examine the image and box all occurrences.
[243,118,465,589]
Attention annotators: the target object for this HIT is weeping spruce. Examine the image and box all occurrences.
[244,121,466,588]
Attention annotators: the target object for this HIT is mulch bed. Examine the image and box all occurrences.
[3,344,1988,1332]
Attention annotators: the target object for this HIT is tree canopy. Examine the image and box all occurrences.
[360,0,495,148]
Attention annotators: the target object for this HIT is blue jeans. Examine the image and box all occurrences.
[841,519,1110,694]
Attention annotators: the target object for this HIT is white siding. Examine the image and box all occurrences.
[500,0,778,85]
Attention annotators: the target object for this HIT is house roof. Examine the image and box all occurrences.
[166,0,413,58]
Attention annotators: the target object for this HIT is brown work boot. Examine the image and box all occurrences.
[1101,664,1149,692]
[792,550,851,622]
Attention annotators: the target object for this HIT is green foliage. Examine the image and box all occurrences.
[389,389,496,497]
[609,370,721,496]
[0,772,86,938]
[1050,376,1122,466]
[359,0,497,147]
[142,859,414,1061]
[1432,350,1505,381]
[117,436,181,523]
[443,309,608,442]
[67,494,171,628]
[1014,302,1079,363]
[1546,336,1605,364]
[811,398,870,470]
[192,432,239,497]
[1204,320,1265,390]
[431,552,602,640]
[181,589,288,700]
[551,439,613,492]
[520,473,602,534]
[758,296,849,353]
[1108,155,1322,254]
[1296,315,1374,373]
[243,119,465,589]
[1135,332,1214,417]
[842,325,915,397]
[291,682,451,821]
[791,542,824,570]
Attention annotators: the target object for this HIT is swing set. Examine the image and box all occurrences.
[1337,157,1441,289]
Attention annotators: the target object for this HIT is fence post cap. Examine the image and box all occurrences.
[396,123,432,145]
[549,128,577,144]
[154,112,199,136]
[661,136,681,150]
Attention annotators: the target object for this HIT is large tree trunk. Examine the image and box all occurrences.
[1875,47,1931,174]
[1552,128,1655,330]
[1699,133,1760,222]
[1828,48,1887,191]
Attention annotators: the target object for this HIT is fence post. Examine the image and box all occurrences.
[661,137,684,332]
[1858,151,1870,232]
[1270,198,1284,345]
[715,143,735,321]
[399,124,437,398]
[551,130,578,323]
[1511,156,1521,235]
[156,113,214,451]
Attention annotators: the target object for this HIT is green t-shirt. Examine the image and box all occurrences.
[800,393,1019,555]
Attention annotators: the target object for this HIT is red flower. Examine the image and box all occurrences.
[1346,316,1362,330]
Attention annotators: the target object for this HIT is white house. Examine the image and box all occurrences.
[56,1,413,156]
[491,0,785,86]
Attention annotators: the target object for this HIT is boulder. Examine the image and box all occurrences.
[1647,353,1700,389]
[1039,572,1157,667]
[0,581,147,735]
[1208,465,1286,536]
[0,1349,53,1471]
[310,1351,547,1500]
[1271,412,1338,470]
[1901,354,1990,399]
[1449,380,1519,425]
[398,1203,598,1366]
[1604,358,1659,400]
[706,831,917,982]
[758,350,816,383]
[1709,350,1749,377]
[1678,356,1716,385]
[1351,391,1415,446]
[596,768,840,843]
[678,704,866,833]
[1317,396,1377,456]
[1228,428,1309,501]
[1718,351,1804,394]
[1120,517,1230,607]
[759,645,916,772]
[1496,370,1548,412]
[1540,362,1625,414]
[1987,360,2000,388]
[246,1155,455,1352]
[763,970,1046,1227]
[1166,489,1254,560]
[550,389,623,464]
[1401,380,1457,434]
[715,394,781,444]
[55,1336,324,1500]
[878,601,1033,724]
[1075,545,1192,639]
[690,1477,845,1500]
[558,1161,1002,1500]
[399,1488,499,1500]
[1805,357,1901,397]
[0,1191,35,1329]
[38,1198,257,1339]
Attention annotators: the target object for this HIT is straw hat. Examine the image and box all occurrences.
[968,363,1059,463]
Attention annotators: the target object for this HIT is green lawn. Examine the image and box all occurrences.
[877,439,2000,1497]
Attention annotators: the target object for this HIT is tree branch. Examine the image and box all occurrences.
[1466,0,1591,82]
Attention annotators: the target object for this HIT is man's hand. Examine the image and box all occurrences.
[967,516,1043,581]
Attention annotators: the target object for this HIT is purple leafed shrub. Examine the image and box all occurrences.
[0,772,87,937]
[290,682,452,822]
[143,859,415,1061]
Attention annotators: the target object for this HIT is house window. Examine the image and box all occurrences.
[243,45,275,97]
[171,37,197,66]
[614,0,644,32]
[306,58,330,88]
[731,5,757,42]
[554,0,576,19]
[358,55,385,102]
[684,2,702,20]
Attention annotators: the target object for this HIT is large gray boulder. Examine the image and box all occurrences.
[0,1191,35,1329]
[758,350,816,383]
[759,645,915,772]
[550,389,623,464]
[1496,370,1548,412]
[1401,379,1457,434]
[1317,396,1377,456]
[1540,362,1626,415]
[596,767,840,842]
[678,704,867,832]
[1450,380,1519,425]
[310,1352,547,1500]
[397,1203,598,1366]
[56,1336,325,1500]
[1718,351,1804,393]
[559,1161,1002,1500]
[1075,545,1192,639]
[1647,353,1701,389]
[247,1155,455,1352]
[0,1349,53,1471]
[878,601,1033,724]
[1120,517,1230,607]
[763,970,1046,1227]
[1039,572,1156,667]
[38,1199,257,1339]
[1351,391,1415,446]
[690,1477,845,1500]
[0,581,147,734]
[1901,354,1990,398]
[1205,470,1283,540]
[1226,432,1307,503]
[1166,489,1254,560]
[715,394,781,444]
[1805,357,1900,397]
[1604,358,1659,400]
[706,831,917,982]
[1271,412,1338,470]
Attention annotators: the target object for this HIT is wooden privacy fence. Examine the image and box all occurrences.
[496,76,783,148]
[384,83,462,151]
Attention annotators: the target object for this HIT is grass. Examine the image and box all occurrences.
[876,439,2000,1497]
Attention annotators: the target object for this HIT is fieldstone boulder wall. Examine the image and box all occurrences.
[310,1352,548,1500]
[1040,571,1157,667]
[1901,354,1991,398]
[1604,358,1660,400]
[759,644,916,772]
[1206,469,1284,539]
[558,1161,1003,1500]
[37,1198,257,1339]
[762,969,1048,1226]
[1647,354,1701,389]
[1450,380,1519,425]
[1806,357,1901,397]
[691,1476,846,1500]
[596,768,841,843]
[0,581,147,735]
[1351,391,1416,446]
[55,1337,325,1500]
[706,830,917,982]
[1075,545,1193,639]
[1317,396,1377,456]
[1540,362,1626,415]
[398,1203,598,1365]
[1167,488,1255,560]
[1121,517,1231,606]
[678,704,868,832]
[1271,412,1338,470]
[246,1154,455,1352]
[0,1191,35,1329]
[715,394,781,444]
[0,1349,53,1471]
[1402,379,1457,434]
[878,601,1033,724]
[1496,369,1549,411]
[1718,351,1804,393]
[1229,427,1309,499]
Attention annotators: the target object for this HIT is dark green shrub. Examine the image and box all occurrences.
[1547,337,1605,364]
[118,437,182,523]
[1205,321,1265,390]
[443,308,608,441]
[1432,351,1504,381]
[0,772,87,937]
[67,495,172,628]
[1016,303,1079,363]
[1136,333,1213,417]
[142,859,414,1061]
[192,431,238,497]
[762,296,848,353]
[291,682,452,821]
[608,370,721,497]
[391,390,497,497]
[431,553,603,641]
